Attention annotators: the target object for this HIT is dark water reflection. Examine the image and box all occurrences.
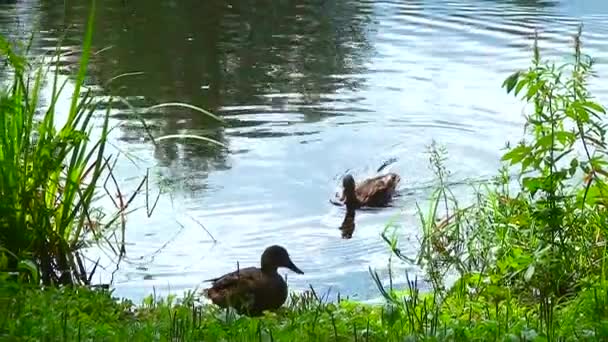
[2,0,608,302]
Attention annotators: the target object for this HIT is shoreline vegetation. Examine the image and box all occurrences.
[3,2,608,341]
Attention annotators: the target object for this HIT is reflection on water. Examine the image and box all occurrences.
[2,0,608,302]
[339,209,356,239]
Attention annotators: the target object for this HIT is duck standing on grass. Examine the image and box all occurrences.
[202,245,304,316]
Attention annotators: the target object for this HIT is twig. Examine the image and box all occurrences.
[142,218,187,264]
[105,156,126,257]
[186,214,217,243]
[146,168,161,217]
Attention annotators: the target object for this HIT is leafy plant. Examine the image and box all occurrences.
[374,26,608,339]
[497,26,608,298]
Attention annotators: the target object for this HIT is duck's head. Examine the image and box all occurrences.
[261,245,304,274]
[343,173,356,191]
[342,174,357,202]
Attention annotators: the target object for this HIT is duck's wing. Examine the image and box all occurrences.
[384,173,401,190]
[358,174,399,194]
[356,173,401,205]
[204,266,258,286]
[203,267,260,309]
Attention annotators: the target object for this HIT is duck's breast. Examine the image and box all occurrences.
[253,273,288,311]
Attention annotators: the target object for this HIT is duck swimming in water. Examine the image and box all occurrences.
[334,172,401,209]
[202,245,304,316]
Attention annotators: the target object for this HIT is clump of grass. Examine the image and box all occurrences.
[4,280,608,341]
[0,0,109,286]
[0,283,522,340]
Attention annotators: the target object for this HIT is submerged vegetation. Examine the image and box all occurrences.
[2,1,608,340]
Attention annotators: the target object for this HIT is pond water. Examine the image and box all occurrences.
[2,0,608,303]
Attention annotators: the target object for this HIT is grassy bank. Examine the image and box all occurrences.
[2,271,608,340]
[2,1,608,341]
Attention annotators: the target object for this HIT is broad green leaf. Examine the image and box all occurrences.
[582,101,606,114]
[525,80,544,100]
[514,78,529,96]
[502,71,521,93]
[522,177,544,196]
[555,131,576,146]
[501,145,532,164]
[570,102,590,122]
[536,135,555,150]
[571,158,579,169]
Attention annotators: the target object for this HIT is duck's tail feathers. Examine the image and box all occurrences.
[203,276,220,283]
[376,157,398,173]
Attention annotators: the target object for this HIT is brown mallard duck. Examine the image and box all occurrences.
[334,172,401,208]
[202,245,304,316]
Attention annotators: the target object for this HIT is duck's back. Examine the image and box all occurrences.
[357,173,400,206]
[206,267,289,316]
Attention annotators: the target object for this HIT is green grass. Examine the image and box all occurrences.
[2,276,608,340]
[2,1,608,341]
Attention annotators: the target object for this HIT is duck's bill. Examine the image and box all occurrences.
[287,260,304,274]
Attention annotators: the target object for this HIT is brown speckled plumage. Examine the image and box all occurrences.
[202,245,304,316]
[335,172,401,208]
